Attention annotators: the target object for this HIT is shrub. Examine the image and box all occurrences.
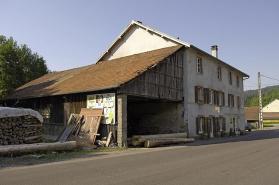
[263,124,273,127]
[263,120,279,124]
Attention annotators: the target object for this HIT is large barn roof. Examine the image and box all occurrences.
[3,45,183,100]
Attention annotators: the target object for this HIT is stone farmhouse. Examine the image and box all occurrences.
[1,20,249,146]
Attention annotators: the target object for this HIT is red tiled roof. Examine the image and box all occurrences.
[3,45,183,100]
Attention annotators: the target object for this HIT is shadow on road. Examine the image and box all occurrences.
[186,128,279,147]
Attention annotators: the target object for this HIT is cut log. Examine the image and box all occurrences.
[0,141,76,155]
[24,135,42,141]
[131,139,144,146]
[144,138,194,148]
[138,133,188,143]
[106,132,112,147]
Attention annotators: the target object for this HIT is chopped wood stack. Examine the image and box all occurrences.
[0,115,42,145]
[130,133,194,148]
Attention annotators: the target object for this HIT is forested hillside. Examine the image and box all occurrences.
[244,85,279,98]
[244,86,279,107]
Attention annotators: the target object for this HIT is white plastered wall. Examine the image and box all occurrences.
[101,25,178,61]
[184,48,246,137]
[263,99,279,112]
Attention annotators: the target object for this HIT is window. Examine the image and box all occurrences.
[237,96,241,108]
[230,117,238,132]
[195,86,203,103]
[214,91,225,106]
[209,89,214,104]
[217,66,222,80]
[220,117,226,132]
[203,88,209,104]
[38,105,51,123]
[197,57,203,74]
[196,116,205,134]
[236,75,239,87]
[228,71,232,85]
[228,94,234,107]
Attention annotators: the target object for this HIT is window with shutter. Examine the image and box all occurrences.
[203,88,210,104]
[195,86,203,104]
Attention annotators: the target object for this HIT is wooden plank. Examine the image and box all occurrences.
[80,108,103,116]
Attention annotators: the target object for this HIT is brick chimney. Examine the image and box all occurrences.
[211,45,218,58]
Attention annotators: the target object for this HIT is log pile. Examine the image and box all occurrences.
[130,133,194,148]
[0,115,42,145]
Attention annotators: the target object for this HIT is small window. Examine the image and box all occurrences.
[195,86,203,103]
[236,75,239,87]
[199,118,203,133]
[217,66,222,80]
[228,71,232,85]
[197,57,203,74]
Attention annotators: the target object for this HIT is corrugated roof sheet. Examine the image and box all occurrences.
[3,45,183,100]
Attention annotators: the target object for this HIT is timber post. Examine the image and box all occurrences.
[117,94,128,147]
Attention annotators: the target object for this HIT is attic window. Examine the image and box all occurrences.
[228,71,232,85]
[236,75,239,87]
[197,57,203,74]
[217,66,222,80]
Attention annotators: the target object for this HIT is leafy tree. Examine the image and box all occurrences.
[244,87,279,107]
[0,36,50,98]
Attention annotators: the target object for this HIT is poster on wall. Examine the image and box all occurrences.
[87,93,115,124]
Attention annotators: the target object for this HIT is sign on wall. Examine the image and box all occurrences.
[87,93,115,124]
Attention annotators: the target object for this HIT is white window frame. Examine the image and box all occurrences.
[219,117,223,131]
[195,86,204,103]
[199,118,203,134]
[209,89,214,104]
[218,92,222,106]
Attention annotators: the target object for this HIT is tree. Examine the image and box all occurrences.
[0,36,50,98]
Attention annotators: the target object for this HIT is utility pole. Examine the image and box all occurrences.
[258,72,263,129]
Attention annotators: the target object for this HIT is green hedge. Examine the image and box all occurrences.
[263,120,279,124]
[263,124,274,127]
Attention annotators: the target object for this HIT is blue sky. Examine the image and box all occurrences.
[1,0,279,91]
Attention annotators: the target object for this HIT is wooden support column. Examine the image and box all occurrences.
[117,94,128,147]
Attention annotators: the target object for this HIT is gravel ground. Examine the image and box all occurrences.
[0,147,129,170]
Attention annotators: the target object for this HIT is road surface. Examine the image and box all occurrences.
[1,129,279,185]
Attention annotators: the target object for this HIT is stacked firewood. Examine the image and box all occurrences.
[0,115,42,145]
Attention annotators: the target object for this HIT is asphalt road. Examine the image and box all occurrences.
[1,128,279,185]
